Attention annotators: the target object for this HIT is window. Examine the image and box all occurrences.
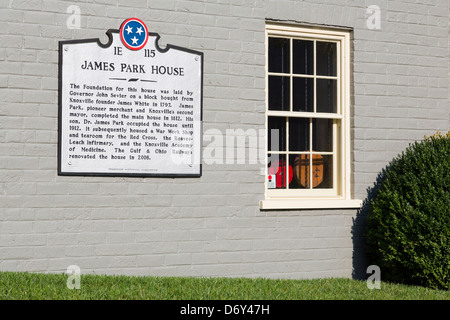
[260,23,361,209]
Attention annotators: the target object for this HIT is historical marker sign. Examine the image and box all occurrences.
[58,19,203,177]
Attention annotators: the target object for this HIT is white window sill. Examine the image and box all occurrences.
[259,198,363,210]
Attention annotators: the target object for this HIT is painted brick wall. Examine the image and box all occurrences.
[0,0,448,279]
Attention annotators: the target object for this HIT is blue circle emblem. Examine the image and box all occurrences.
[120,18,148,51]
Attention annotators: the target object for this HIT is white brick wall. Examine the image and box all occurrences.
[0,0,448,279]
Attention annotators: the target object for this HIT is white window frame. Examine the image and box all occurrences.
[260,23,361,210]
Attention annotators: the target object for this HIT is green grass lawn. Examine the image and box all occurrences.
[0,271,448,300]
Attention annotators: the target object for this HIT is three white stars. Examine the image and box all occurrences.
[125,24,144,45]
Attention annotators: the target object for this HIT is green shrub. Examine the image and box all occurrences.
[365,132,450,290]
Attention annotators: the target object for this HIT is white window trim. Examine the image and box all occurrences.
[261,22,361,210]
[260,198,362,210]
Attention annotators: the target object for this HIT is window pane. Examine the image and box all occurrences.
[268,76,290,111]
[293,77,313,112]
[313,119,332,152]
[313,155,333,189]
[268,37,290,73]
[268,117,286,151]
[316,41,336,76]
[290,154,309,189]
[289,117,309,151]
[316,79,337,113]
[293,39,313,75]
[267,154,290,189]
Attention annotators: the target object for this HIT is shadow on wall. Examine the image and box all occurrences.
[351,168,388,280]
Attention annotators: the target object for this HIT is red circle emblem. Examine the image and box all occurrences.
[120,18,149,51]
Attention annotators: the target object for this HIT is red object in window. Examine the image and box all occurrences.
[268,160,293,188]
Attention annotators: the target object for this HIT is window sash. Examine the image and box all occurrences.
[267,111,343,119]
[265,24,350,199]
[267,119,339,193]
[267,38,341,114]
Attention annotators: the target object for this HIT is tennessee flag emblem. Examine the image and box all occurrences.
[120,18,149,51]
